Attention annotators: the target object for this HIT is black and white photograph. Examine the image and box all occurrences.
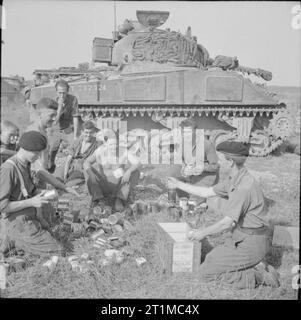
[0,0,300,303]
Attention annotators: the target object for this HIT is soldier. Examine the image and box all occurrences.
[167,141,280,289]
[33,73,42,87]
[48,79,81,172]
[0,131,64,257]
[22,86,36,123]
[26,97,58,172]
[83,132,141,212]
[0,120,19,166]
[25,97,79,197]
[55,121,100,186]
[170,118,220,205]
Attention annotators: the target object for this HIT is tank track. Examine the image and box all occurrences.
[79,105,292,157]
[79,105,282,118]
[212,130,284,157]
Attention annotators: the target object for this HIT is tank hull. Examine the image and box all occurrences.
[30,63,294,157]
[31,67,278,106]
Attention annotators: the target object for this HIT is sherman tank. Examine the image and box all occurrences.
[30,10,294,157]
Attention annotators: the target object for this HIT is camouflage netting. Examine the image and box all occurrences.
[131,30,210,66]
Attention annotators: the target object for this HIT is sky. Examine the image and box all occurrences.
[1,0,301,87]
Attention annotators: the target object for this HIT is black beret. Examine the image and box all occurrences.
[19,131,47,152]
[216,141,250,157]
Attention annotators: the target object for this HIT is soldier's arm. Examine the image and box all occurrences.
[203,141,219,173]
[189,189,248,241]
[188,216,234,241]
[0,148,17,158]
[167,177,216,198]
[72,96,80,139]
[54,97,64,125]
[36,170,68,192]
[0,166,45,214]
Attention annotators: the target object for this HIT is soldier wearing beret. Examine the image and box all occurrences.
[167,141,280,289]
[0,131,66,257]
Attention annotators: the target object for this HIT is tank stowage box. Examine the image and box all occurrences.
[92,38,114,64]
[157,222,201,275]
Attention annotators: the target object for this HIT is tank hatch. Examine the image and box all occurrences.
[136,10,169,29]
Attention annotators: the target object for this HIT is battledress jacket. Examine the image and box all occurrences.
[0,156,61,256]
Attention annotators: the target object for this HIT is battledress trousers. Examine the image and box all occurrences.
[48,93,80,169]
[198,167,272,289]
[85,165,140,205]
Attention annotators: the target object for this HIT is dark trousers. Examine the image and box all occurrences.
[0,206,63,257]
[198,229,271,289]
[48,126,74,168]
[86,167,140,203]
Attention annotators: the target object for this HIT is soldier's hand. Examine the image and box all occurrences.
[30,192,50,208]
[58,97,64,106]
[187,229,205,241]
[121,170,131,184]
[167,177,179,189]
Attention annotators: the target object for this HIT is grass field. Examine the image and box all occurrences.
[1,152,299,299]
[0,85,300,299]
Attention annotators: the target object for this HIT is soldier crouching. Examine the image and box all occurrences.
[0,131,64,258]
[167,141,280,289]
[83,132,141,212]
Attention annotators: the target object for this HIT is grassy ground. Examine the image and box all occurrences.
[1,152,299,300]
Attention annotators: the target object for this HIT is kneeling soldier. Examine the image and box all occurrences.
[0,131,64,257]
[167,141,280,289]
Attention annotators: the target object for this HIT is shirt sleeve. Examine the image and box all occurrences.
[213,178,230,198]
[0,164,15,211]
[223,188,250,222]
[203,141,219,173]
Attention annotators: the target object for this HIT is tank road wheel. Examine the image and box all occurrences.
[268,110,295,140]
[249,130,271,157]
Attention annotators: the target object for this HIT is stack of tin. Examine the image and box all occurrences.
[57,198,73,227]
[179,197,189,220]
